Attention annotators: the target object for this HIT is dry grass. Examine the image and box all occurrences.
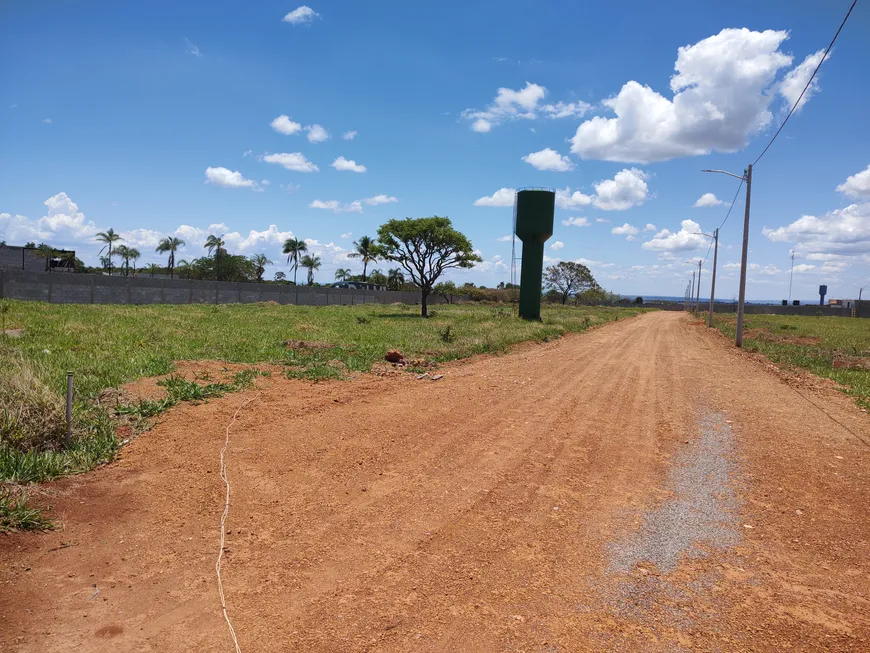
[0,350,68,452]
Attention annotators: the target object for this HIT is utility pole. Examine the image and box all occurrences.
[708,228,719,328]
[695,259,702,315]
[788,250,795,305]
[690,270,695,314]
[735,164,753,347]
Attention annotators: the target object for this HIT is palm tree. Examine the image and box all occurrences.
[36,243,54,272]
[127,248,140,275]
[387,268,405,290]
[348,235,377,281]
[114,245,140,276]
[177,259,191,279]
[95,228,123,275]
[250,253,272,282]
[282,237,307,286]
[156,236,185,279]
[204,234,225,280]
[334,268,351,282]
[300,254,321,285]
[146,263,161,277]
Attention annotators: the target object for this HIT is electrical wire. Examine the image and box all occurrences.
[718,179,745,232]
[752,0,857,167]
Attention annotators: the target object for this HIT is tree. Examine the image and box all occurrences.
[114,245,140,276]
[374,217,481,317]
[634,296,644,304]
[282,237,307,287]
[146,263,161,277]
[334,268,351,282]
[543,261,599,305]
[36,243,54,272]
[156,236,185,279]
[274,271,286,283]
[300,254,321,285]
[348,235,378,281]
[387,268,405,290]
[368,269,388,286]
[24,241,36,249]
[95,228,123,275]
[177,259,191,279]
[99,255,112,272]
[204,234,226,280]
[249,253,272,282]
[434,280,458,304]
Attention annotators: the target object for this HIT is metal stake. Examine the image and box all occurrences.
[65,372,73,445]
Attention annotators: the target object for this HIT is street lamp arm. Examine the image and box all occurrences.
[701,169,747,181]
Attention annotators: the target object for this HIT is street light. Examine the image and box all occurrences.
[691,229,719,327]
[702,165,752,347]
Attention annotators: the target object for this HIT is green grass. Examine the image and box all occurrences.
[708,312,870,410]
[0,300,650,529]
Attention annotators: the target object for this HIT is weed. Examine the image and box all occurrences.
[439,325,455,343]
[355,315,369,324]
[0,489,53,532]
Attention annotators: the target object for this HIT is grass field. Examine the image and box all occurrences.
[0,300,649,530]
[709,312,870,410]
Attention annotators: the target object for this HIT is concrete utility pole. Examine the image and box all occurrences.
[695,259,702,314]
[788,250,795,305]
[690,270,695,314]
[702,164,752,347]
[708,229,719,327]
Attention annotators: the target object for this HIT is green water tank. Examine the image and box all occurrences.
[515,189,555,320]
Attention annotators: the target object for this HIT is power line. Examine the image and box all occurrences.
[752,0,857,167]
[718,178,745,231]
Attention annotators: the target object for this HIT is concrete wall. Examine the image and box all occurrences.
[644,300,867,318]
[0,270,426,306]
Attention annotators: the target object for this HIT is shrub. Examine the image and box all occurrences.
[0,353,68,452]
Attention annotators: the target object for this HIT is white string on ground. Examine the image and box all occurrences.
[216,397,257,653]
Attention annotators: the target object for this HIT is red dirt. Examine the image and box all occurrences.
[2,312,870,651]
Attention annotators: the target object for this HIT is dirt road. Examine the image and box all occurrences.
[2,311,869,651]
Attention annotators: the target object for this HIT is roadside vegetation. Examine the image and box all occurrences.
[709,313,870,410]
[0,301,650,530]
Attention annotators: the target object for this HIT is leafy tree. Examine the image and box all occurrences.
[387,268,405,290]
[634,296,644,304]
[434,280,458,304]
[184,255,255,282]
[24,241,36,249]
[543,261,598,305]
[334,267,351,282]
[95,228,123,275]
[204,234,226,280]
[177,259,191,279]
[300,254,321,285]
[348,235,377,281]
[282,237,308,287]
[249,253,272,282]
[36,243,54,272]
[368,269,388,286]
[274,271,287,283]
[146,263,161,277]
[156,236,185,278]
[374,217,481,317]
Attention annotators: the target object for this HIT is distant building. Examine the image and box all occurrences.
[828,298,855,309]
[0,244,76,273]
[331,281,386,291]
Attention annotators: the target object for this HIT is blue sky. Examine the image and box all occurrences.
[2,0,869,300]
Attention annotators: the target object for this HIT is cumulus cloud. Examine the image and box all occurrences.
[642,219,708,252]
[362,195,398,205]
[262,152,319,172]
[283,6,319,25]
[522,148,574,172]
[331,156,366,173]
[306,124,329,143]
[792,263,816,273]
[541,101,591,119]
[835,164,870,199]
[342,130,358,140]
[462,83,588,132]
[271,115,303,135]
[778,50,827,112]
[204,167,263,190]
[562,216,590,227]
[474,187,516,207]
[694,192,724,207]
[340,232,352,239]
[555,187,593,210]
[309,200,363,213]
[611,223,640,241]
[592,168,649,210]
[570,28,822,163]
[644,223,657,232]
[550,241,564,251]
[0,193,98,245]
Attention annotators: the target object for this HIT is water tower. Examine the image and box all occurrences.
[514,189,555,320]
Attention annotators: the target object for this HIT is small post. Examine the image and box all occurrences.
[695,259,702,315]
[708,229,718,327]
[65,371,73,445]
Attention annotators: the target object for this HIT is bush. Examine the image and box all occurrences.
[0,353,68,452]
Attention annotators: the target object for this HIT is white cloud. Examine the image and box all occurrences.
[309,199,363,213]
[555,187,593,210]
[342,130,358,140]
[562,216,590,227]
[592,168,649,210]
[463,82,546,131]
[835,164,870,199]
[340,232,352,239]
[778,50,827,113]
[306,124,329,143]
[183,37,202,57]
[242,149,252,158]
[204,167,262,190]
[0,192,99,246]
[550,241,564,251]
[474,187,516,207]
[570,28,817,163]
[642,219,708,252]
[471,119,492,133]
[522,148,574,172]
[222,225,296,253]
[644,223,657,232]
[693,192,723,207]
[541,101,591,119]
[331,156,366,173]
[283,6,319,25]
[362,195,398,205]
[792,264,816,273]
[262,152,319,172]
[611,223,640,240]
[595,217,610,223]
[271,115,303,135]
[496,235,513,241]
[42,118,52,124]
